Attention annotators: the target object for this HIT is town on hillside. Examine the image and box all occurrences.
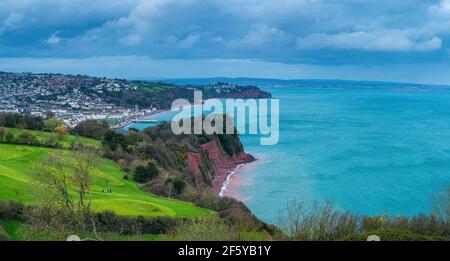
[0,71,270,128]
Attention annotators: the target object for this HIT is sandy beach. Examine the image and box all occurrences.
[221,154,268,201]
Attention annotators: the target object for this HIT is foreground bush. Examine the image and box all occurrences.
[0,225,10,241]
[164,217,241,241]
[340,229,447,241]
[0,200,181,239]
[278,200,359,241]
[0,201,26,221]
[278,199,449,241]
[95,211,179,235]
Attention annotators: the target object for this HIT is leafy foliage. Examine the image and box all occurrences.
[0,225,10,241]
[43,117,62,132]
[0,128,63,148]
[0,112,45,131]
[164,217,241,241]
[53,124,69,140]
[72,120,109,140]
[133,162,159,183]
[102,130,130,152]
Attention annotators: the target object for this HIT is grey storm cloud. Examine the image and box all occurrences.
[0,0,450,65]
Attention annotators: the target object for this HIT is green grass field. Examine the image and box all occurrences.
[6,127,101,149]
[0,143,214,217]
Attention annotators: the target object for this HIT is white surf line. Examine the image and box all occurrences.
[219,164,244,197]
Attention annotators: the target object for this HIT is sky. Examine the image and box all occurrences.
[0,0,450,84]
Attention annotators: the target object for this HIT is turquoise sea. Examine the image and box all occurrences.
[128,82,450,223]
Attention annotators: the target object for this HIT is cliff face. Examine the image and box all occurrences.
[185,152,209,189]
[186,136,255,193]
[139,121,256,196]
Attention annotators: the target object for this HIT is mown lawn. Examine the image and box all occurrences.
[0,143,214,217]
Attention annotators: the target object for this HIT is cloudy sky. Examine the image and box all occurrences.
[1,0,450,84]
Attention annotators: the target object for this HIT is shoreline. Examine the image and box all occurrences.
[117,106,262,203]
[218,163,246,197]
[120,103,200,130]
[117,109,171,130]
[219,154,267,200]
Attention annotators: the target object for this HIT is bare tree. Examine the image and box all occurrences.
[31,152,77,239]
[277,200,359,241]
[34,152,74,210]
[431,186,450,235]
[69,151,99,239]
[32,150,100,240]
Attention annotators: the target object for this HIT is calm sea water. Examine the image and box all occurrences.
[128,83,450,223]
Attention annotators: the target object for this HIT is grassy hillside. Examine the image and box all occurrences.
[0,143,214,217]
[6,127,101,149]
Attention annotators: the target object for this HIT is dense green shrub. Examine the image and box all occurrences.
[0,130,63,149]
[43,117,62,132]
[71,119,109,140]
[0,201,26,221]
[165,178,186,195]
[95,211,179,235]
[139,216,179,235]
[68,141,97,152]
[0,113,45,131]
[5,132,14,143]
[0,226,10,241]
[164,217,240,241]
[219,207,264,232]
[180,189,257,213]
[0,126,6,141]
[133,162,159,183]
[102,130,130,152]
[16,132,39,145]
[218,132,243,156]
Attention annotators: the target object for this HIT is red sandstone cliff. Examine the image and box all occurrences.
[185,137,255,193]
[225,87,272,99]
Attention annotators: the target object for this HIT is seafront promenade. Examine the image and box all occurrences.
[110,112,162,129]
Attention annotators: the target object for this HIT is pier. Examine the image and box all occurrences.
[134,119,159,123]
[111,115,161,129]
